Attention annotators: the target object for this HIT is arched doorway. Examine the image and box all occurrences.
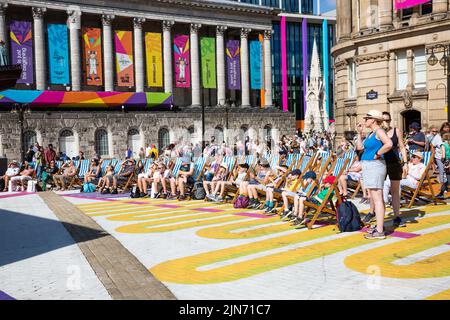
[127,129,141,158]
[401,110,421,132]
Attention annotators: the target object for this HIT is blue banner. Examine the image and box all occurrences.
[249,40,263,90]
[47,24,70,84]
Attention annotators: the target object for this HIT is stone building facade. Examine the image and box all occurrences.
[332,0,450,140]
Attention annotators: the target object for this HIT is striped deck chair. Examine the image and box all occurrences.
[245,155,256,168]
[401,150,446,208]
[100,159,111,177]
[172,158,183,177]
[222,156,236,180]
[68,159,90,189]
[113,160,123,174]
[193,156,207,181]
[286,154,294,168]
[270,155,280,170]
[298,153,314,172]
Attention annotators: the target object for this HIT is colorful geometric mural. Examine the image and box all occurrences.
[0,90,172,108]
[115,31,134,87]
[174,35,190,88]
[83,27,103,86]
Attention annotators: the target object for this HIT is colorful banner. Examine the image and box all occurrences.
[47,24,70,85]
[9,21,33,84]
[226,40,240,90]
[115,31,134,87]
[145,32,163,88]
[395,0,429,9]
[83,27,103,86]
[200,37,216,89]
[174,35,190,88]
[0,90,173,109]
[250,40,263,90]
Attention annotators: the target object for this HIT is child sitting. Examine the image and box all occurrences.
[98,165,114,193]
[205,164,228,201]
[216,162,249,202]
[162,161,178,200]
[290,175,336,228]
[277,169,302,217]
[261,165,289,213]
[281,171,317,221]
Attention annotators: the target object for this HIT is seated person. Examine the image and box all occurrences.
[247,160,273,209]
[137,162,158,197]
[215,162,249,202]
[98,165,114,192]
[84,159,102,185]
[162,160,178,200]
[53,160,77,191]
[41,160,59,191]
[11,163,35,192]
[261,165,289,213]
[337,152,366,199]
[151,163,169,198]
[278,150,288,167]
[0,161,20,192]
[111,159,136,194]
[383,151,425,203]
[176,157,194,200]
[278,169,302,217]
[281,171,317,221]
[204,155,222,182]
[290,175,336,227]
[205,164,228,201]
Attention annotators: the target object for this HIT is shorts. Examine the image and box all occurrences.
[205,172,214,182]
[138,173,149,179]
[306,197,321,206]
[361,160,386,189]
[283,190,297,197]
[386,161,402,181]
[347,172,361,182]
[249,179,258,185]
[187,176,195,185]
[256,184,267,191]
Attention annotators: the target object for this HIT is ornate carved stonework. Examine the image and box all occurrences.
[355,51,389,65]
[133,17,146,29]
[101,14,115,26]
[32,7,47,19]
[162,20,175,31]
[190,23,202,34]
[403,89,413,108]
[216,25,228,36]
[263,29,273,40]
[240,28,252,39]
[67,10,82,24]
[0,3,8,15]
[334,60,348,72]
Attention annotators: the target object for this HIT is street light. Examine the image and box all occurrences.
[11,103,30,162]
[427,43,450,121]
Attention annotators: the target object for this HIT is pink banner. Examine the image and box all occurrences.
[281,16,288,112]
[395,0,429,9]
[173,35,190,88]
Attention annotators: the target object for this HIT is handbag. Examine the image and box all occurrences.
[83,182,96,193]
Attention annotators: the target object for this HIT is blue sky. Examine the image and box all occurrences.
[320,0,336,13]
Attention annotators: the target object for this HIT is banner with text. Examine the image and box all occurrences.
[47,24,70,85]
[83,27,103,86]
[226,40,240,90]
[145,32,163,88]
[115,31,134,87]
[9,21,33,84]
[174,35,190,88]
[200,37,216,89]
[394,0,429,9]
[250,40,263,90]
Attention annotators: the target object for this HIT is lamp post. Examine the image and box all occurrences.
[201,103,205,151]
[427,44,450,121]
[11,103,30,162]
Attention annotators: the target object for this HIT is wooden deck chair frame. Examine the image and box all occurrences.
[68,159,91,189]
[66,160,82,189]
[116,160,140,193]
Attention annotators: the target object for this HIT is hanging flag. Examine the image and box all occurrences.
[47,24,70,85]
[174,35,190,88]
[250,40,263,90]
[226,40,240,90]
[115,30,134,87]
[259,33,265,108]
[83,27,103,86]
[200,37,216,89]
[394,0,429,9]
[145,32,163,88]
[9,21,33,84]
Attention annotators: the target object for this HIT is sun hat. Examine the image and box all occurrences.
[412,151,423,159]
[302,171,317,180]
[363,110,384,121]
[323,176,336,184]
[220,163,228,169]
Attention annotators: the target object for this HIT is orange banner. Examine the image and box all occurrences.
[115,31,134,87]
[83,27,103,86]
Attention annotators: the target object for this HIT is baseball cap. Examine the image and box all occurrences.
[323,176,336,184]
[412,151,423,159]
[302,171,317,180]
[409,122,421,130]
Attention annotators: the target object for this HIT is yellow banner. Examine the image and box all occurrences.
[145,32,163,88]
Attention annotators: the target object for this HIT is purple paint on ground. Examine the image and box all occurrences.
[234,212,272,219]
[155,204,182,209]
[193,208,225,213]
[360,228,421,239]
[0,192,35,199]
[63,194,117,202]
[0,291,15,300]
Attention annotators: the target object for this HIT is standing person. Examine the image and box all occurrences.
[375,111,408,228]
[356,110,393,240]
[439,122,450,136]
[44,144,57,166]
[125,147,133,159]
[427,125,446,185]
[138,147,145,159]
[407,122,426,152]
[25,146,35,162]
[145,143,152,158]
[437,133,450,198]
[34,146,45,181]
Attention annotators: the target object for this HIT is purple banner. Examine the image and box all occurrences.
[226,40,241,90]
[395,0,429,9]
[10,21,33,84]
[173,35,190,88]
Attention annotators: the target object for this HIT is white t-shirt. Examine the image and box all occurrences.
[5,167,19,177]
[406,162,425,186]
[428,134,443,159]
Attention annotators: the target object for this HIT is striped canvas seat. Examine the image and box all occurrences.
[300,155,311,171]
[172,158,183,177]
[100,159,111,176]
[113,160,123,174]
[56,160,63,169]
[286,154,294,167]
[270,155,279,169]
[332,158,346,177]
[77,159,90,178]
[193,157,207,181]
[245,155,254,167]
[142,158,153,173]
[222,156,236,178]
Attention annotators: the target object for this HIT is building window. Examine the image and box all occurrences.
[263,124,272,149]
[95,129,109,157]
[127,129,140,158]
[414,48,426,88]
[214,126,224,144]
[23,130,37,155]
[400,7,414,21]
[420,1,433,15]
[158,128,170,152]
[59,129,76,159]
[348,60,357,98]
[396,51,408,90]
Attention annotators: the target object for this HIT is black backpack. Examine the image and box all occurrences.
[130,185,140,198]
[336,199,362,232]
[192,182,206,200]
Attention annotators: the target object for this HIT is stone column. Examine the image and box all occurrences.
[407,49,414,89]
[33,7,47,90]
[337,0,351,41]
[378,0,393,30]
[263,29,273,108]
[68,10,82,90]
[0,3,9,64]
[133,17,146,92]
[432,0,448,19]
[216,25,227,106]
[240,28,251,108]
[162,20,174,94]
[389,52,396,94]
[102,15,115,92]
[359,0,371,31]
[190,23,202,107]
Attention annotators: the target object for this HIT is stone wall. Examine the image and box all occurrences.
[0,108,295,160]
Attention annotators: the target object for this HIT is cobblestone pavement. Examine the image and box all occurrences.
[64,193,450,300]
